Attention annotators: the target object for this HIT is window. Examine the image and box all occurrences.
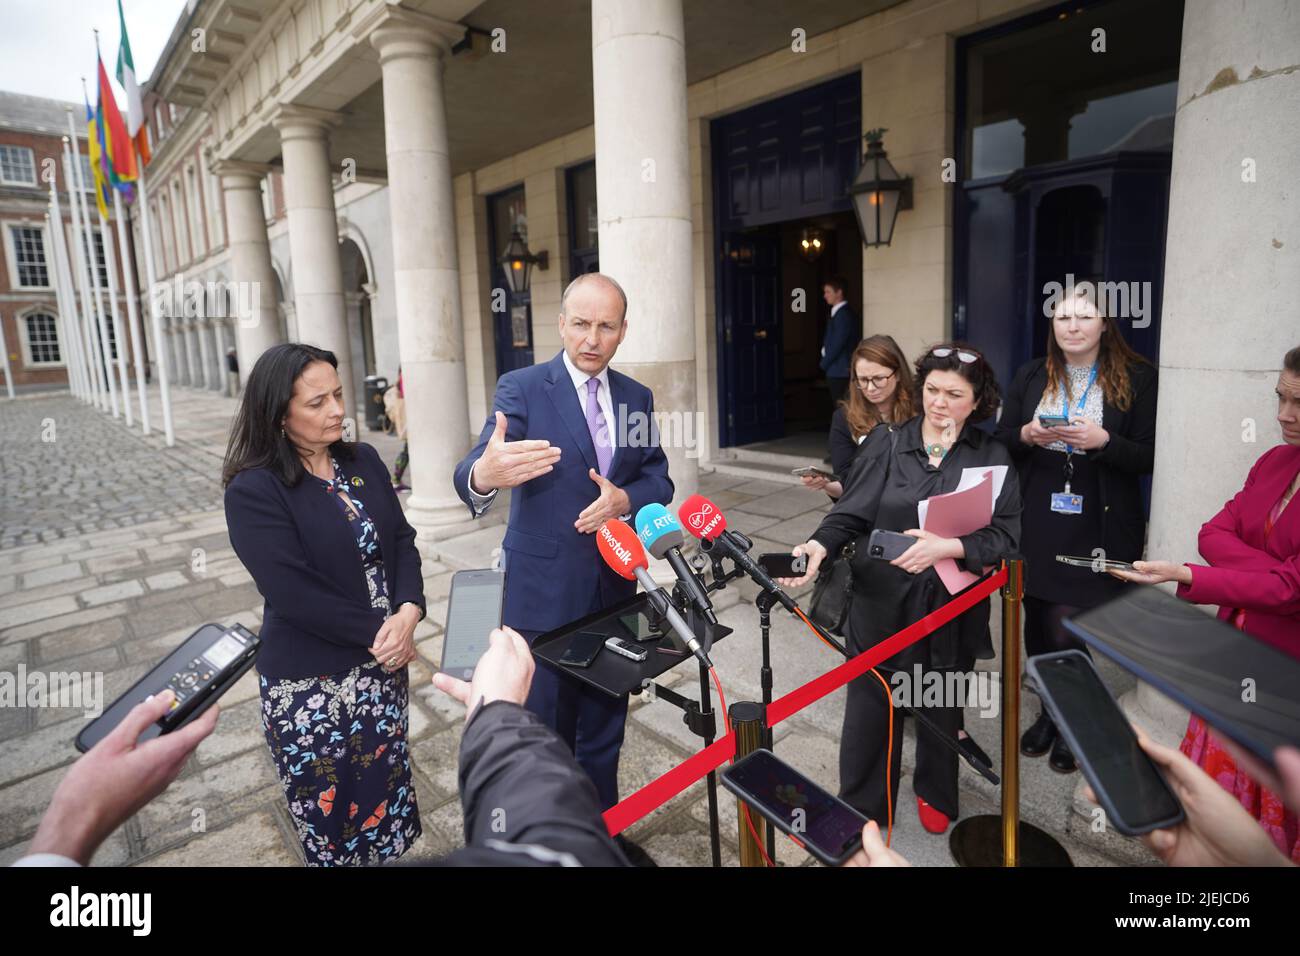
[78,154,96,193]
[170,179,190,264]
[186,165,206,258]
[79,228,108,288]
[260,175,274,222]
[0,145,36,185]
[204,155,225,248]
[11,225,49,286]
[23,311,61,365]
[566,161,599,279]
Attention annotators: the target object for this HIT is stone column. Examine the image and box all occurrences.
[184,321,201,390]
[591,0,698,509]
[1111,0,1300,744]
[196,317,214,390]
[216,160,284,383]
[272,106,354,414]
[366,9,475,545]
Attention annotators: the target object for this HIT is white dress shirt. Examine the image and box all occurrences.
[466,351,618,516]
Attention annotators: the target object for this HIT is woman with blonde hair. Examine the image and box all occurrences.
[803,334,916,500]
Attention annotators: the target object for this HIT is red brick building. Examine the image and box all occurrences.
[0,91,131,393]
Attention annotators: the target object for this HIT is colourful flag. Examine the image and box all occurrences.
[85,95,110,221]
[96,40,137,184]
[115,0,150,167]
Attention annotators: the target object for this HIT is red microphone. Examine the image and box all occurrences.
[677,495,797,613]
[597,520,711,666]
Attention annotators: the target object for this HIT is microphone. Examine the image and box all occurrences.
[596,520,713,668]
[677,494,798,613]
[635,503,718,626]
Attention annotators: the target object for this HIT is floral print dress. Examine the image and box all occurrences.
[258,457,421,866]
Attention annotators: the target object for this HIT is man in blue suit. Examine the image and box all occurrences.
[819,275,858,405]
[453,273,673,829]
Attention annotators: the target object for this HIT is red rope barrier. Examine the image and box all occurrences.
[602,566,1009,837]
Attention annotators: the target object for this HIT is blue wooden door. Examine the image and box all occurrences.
[718,233,783,445]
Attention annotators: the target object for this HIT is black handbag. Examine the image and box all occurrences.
[807,425,898,636]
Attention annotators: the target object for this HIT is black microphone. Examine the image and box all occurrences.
[677,494,798,613]
[635,503,718,626]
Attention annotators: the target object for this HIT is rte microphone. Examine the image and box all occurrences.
[676,494,798,613]
[596,520,713,668]
[635,503,718,626]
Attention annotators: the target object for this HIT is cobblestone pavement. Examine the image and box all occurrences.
[0,384,1144,867]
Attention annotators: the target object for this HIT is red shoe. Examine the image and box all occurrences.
[916,797,950,834]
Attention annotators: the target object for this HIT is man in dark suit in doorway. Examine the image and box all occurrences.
[820,275,858,405]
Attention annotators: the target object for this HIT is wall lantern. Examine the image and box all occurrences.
[799,227,826,261]
[847,128,913,249]
[499,229,548,294]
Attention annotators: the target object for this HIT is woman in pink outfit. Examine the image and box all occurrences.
[1113,345,1300,860]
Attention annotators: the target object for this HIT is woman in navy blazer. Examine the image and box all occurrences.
[223,343,426,866]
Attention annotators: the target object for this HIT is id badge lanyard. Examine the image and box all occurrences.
[1052,364,1097,516]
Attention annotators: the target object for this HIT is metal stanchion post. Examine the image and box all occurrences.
[950,557,1072,867]
[730,701,768,867]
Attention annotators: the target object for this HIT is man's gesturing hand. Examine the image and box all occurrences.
[470,410,562,493]
[575,468,631,533]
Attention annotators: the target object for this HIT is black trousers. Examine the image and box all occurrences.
[1023,596,1090,721]
[839,623,969,825]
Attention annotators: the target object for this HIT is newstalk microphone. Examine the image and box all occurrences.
[596,519,713,668]
[634,503,718,626]
[676,494,798,613]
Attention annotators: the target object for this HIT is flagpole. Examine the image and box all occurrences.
[67,103,119,418]
[49,171,93,404]
[62,125,109,412]
[48,208,87,402]
[135,167,174,445]
[62,143,103,410]
[99,205,135,427]
[44,202,85,401]
[111,190,150,430]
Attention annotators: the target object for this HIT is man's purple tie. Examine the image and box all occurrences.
[585,377,613,476]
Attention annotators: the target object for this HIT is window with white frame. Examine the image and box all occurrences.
[0,145,36,185]
[186,164,205,258]
[204,155,224,248]
[170,179,190,265]
[22,311,61,366]
[78,154,96,193]
[10,225,49,286]
[78,227,108,288]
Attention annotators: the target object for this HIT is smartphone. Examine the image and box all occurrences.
[792,465,841,482]
[1027,651,1184,836]
[867,529,918,561]
[76,623,260,753]
[618,611,660,642]
[559,630,606,668]
[758,552,808,577]
[1038,414,1072,428]
[1056,554,1135,573]
[721,749,868,866]
[439,568,506,681]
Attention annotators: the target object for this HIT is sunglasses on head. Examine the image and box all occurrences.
[930,347,980,364]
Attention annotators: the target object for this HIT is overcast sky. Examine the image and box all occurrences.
[0,0,191,105]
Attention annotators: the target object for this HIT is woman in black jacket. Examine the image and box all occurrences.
[802,335,916,500]
[994,288,1157,772]
[223,343,427,866]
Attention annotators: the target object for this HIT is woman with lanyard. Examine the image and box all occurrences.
[995,285,1157,772]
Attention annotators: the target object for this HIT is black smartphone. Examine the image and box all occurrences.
[439,568,505,681]
[559,631,606,668]
[618,611,660,642]
[758,552,808,577]
[721,749,868,866]
[1027,650,1185,836]
[1038,414,1071,427]
[867,529,917,561]
[76,623,260,753]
